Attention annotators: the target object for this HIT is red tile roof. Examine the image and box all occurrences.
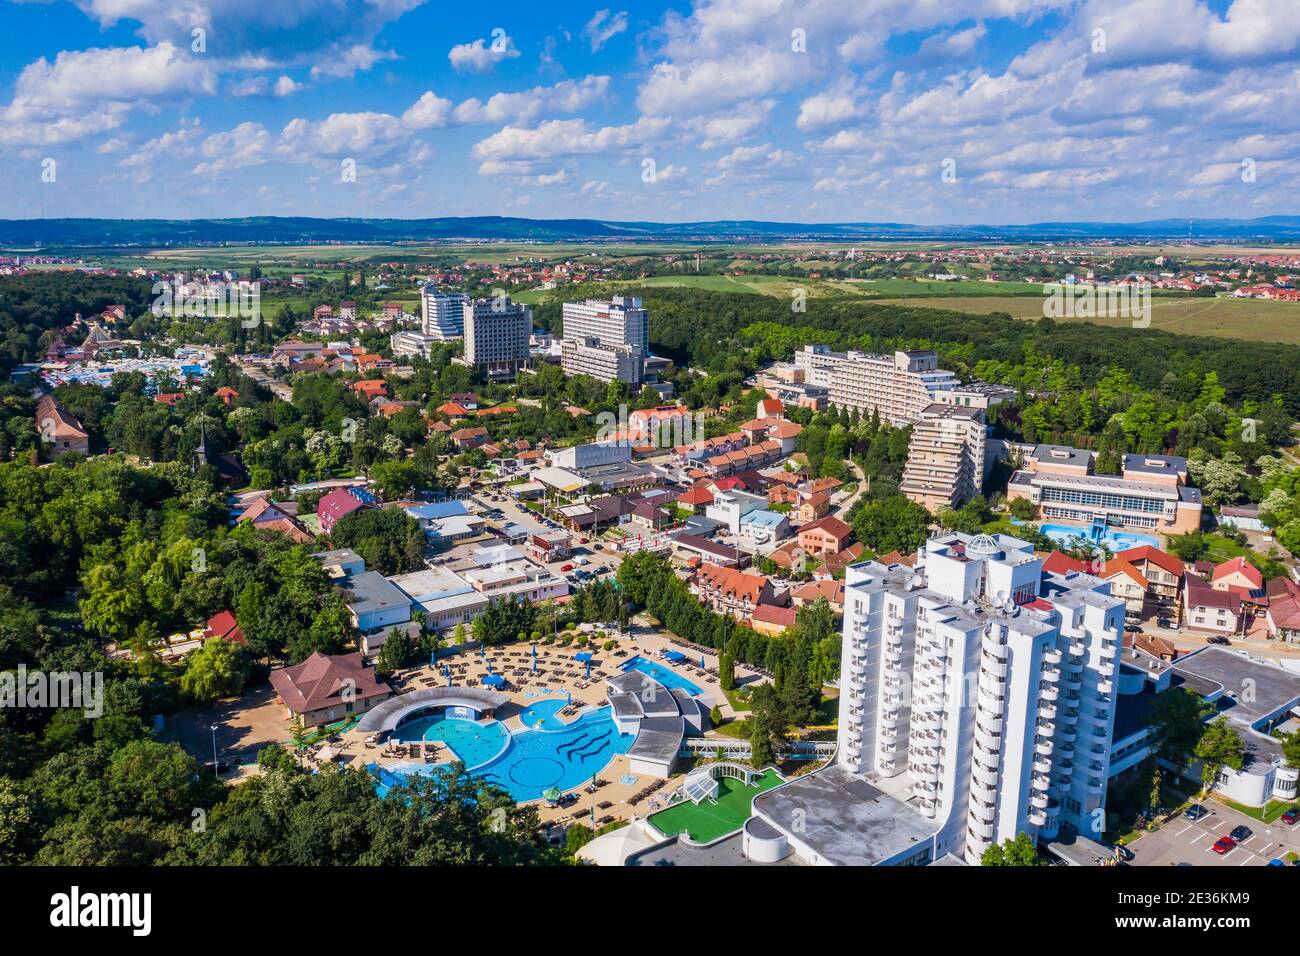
[751,603,799,630]
[203,610,246,645]
[269,652,391,715]
[1212,555,1264,590]
[1115,545,1183,577]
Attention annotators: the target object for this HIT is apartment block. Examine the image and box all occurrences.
[420,285,470,340]
[462,295,532,378]
[900,404,987,512]
[836,532,1123,864]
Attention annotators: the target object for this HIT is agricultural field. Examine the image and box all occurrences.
[874,294,1300,344]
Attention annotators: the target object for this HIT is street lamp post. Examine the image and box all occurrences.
[210,724,219,777]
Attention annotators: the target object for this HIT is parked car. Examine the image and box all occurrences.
[1268,858,1286,866]
[1212,836,1236,854]
[1206,635,1232,645]
[1158,620,1179,630]
[559,563,574,572]
[1281,807,1298,825]
[1229,824,1253,843]
[1184,804,1208,821]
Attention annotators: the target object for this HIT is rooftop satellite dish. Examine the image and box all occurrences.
[910,573,924,590]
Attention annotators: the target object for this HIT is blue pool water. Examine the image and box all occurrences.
[376,706,634,803]
[517,698,571,731]
[394,714,509,767]
[1038,522,1158,551]
[621,655,705,696]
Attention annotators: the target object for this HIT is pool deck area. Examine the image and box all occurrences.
[329,627,766,830]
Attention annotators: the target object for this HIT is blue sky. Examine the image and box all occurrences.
[1,0,1297,224]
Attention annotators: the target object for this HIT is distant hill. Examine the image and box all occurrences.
[4,215,1300,246]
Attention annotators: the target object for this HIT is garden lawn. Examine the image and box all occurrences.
[648,768,784,843]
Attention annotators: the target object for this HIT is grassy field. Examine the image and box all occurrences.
[874,294,1300,344]
[647,768,784,843]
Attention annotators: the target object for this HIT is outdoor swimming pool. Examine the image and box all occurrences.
[376,705,635,803]
[517,698,572,731]
[1038,522,1159,551]
[621,655,705,696]
[394,713,510,767]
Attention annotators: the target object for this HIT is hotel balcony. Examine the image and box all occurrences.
[1084,776,1104,795]
[967,816,996,842]
[1062,674,1082,693]
[1027,809,1048,827]
[969,798,996,824]
[1098,678,1114,695]
[981,654,1008,678]
[1033,757,1053,775]
[1030,791,1050,809]
[1100,642,1118,659]
[1068,641,1086,657]
[1041,666,1061,683]
[972,760,1000,789]
[1035,738,1054,757]
[1038,683,1060,702]
[1043,647,1063,665]
[1038,702,1058,721]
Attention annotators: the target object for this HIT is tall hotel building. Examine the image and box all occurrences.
[795,345,959,425]
[900,403,987,512]
[420,285,471,340]
[462,295,532,379]
[560,296,648,386]
[833,533,1123,864]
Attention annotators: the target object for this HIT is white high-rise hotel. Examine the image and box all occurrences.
[561,296,648,386]
[420,285,471,340]
[836,532,1123,864]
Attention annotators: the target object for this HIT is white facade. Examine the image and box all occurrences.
[794,345,959,426]
[561,296,648,352]
[420,286,470,340]
[837,532,1123,864]
[561,337,642,385]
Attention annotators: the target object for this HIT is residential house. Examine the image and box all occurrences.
[1100,557,1148,616]
[1183,574,1243,635]
[1114,545,1185,619]
[797,515,853,556]
[751,603,799,637]
[1265,577,1300,643]
[34,394,90,458]
[316,487,372,534]
[791,578,846,615]
[794,490,832,523]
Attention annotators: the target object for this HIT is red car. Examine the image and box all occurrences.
[559,563,574,572]
[579,537,589,544]
[1212,836,1236,854]
[1281,807,1299,826]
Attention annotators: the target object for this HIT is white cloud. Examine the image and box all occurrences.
[452,76,610,125]
[448,33,521,74]
[471,117,671,163]
[583,10,629,52]
[0,43,215,146]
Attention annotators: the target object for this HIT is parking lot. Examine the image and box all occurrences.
[1126,800,1300,866]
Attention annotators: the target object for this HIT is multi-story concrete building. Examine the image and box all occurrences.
[1006,446,1203,534]
[900,403,987,512]
[462,295,532,379]
[420,285,470,340]
[560,296,648,385]
[562,296,648,352]
[561,337,642,386]
[835,532,1124,864]
[794,345,960,425]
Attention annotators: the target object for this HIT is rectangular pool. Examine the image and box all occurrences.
[621,655,705,696]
